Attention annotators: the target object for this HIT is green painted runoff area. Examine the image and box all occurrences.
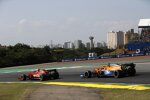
[1,57,150,74]
[0,66,89,73]
[0,67,62,73]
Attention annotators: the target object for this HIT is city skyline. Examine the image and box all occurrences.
[0,0,150,46]
[49,39,105,49]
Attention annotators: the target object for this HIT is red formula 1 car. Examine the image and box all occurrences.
[18,69,59,81]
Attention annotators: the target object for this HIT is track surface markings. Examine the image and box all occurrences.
[0,82,150,90]
[44,82,150,91]
[0,66,85,73]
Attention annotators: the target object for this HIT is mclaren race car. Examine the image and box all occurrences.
[80,63,136,78]
[18,69,59,81]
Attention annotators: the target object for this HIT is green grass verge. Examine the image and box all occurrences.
[0,83,150,100]
[101,88,150,100]
[0,83,42,100]
[102,49,123,56]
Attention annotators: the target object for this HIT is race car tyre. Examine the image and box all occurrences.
[97,71,104,78]
[113,70,120,78]
[128,68,136,76]
[40,74,45,81]
[20,74,27,81]
[53,72,59,79]
[49,71,59,79]
[84,70,92,78]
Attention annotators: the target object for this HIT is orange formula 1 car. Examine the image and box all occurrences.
[80,63,136,78]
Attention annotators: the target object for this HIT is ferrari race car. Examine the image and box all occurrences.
[80,63,136,78]
[18,69,59,81]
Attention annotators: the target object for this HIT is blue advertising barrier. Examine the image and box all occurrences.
[62,52,150,62]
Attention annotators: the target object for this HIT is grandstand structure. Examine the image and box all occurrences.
[138,19,150,42]
[128,19,150,51]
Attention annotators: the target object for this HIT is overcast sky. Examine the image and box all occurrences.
[0,0,150,46]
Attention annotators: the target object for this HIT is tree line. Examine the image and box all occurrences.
[0,43,114,68]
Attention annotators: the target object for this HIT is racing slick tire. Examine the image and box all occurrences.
[49,71,59,79]
[19,74,27,81]
[40,74,45,81]
[128,68,136,76]
[53,72,59,79]
[113,70,121,78]
[97,71,104,78]
[84,70,92,78]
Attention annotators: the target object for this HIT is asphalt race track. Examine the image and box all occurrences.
[0,58,150,84]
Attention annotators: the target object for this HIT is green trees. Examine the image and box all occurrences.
[0,44,53,67]
[52,47,114,60]
[0,43,114,68]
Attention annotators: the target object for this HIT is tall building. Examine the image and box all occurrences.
[86,42,90,49]
[124,29,140,44]
[107,31,124,49]
[54,44,63,48]
[74,40,82,49]
[116,31,124,48]
[95,42,102,48]
[89,36,94,49]
[107,31,116,49]
[63,42,74,49]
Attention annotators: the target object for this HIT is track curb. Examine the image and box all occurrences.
[0,82,150,90]
[43,82,150,91]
